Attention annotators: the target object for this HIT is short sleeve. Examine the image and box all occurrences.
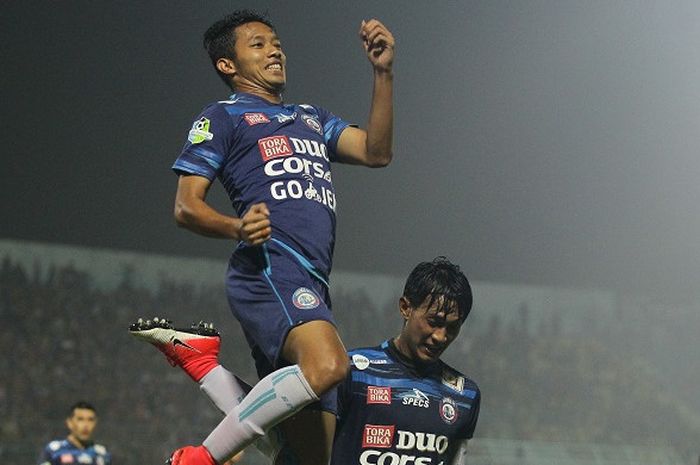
[461,389,481,440]
[37,444,52,465]
[335,355,354,419]
[313,106,353,161]
[172,103,235,180]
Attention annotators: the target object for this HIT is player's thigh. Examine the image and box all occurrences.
[279,409,336,465]
[282,320,348,393]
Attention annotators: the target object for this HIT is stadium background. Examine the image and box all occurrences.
[2,1,700,464]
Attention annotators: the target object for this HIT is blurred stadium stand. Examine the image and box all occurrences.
[1,239,697,465]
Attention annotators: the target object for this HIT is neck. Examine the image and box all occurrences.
[67,435,88,449]
[389,336,440,373]
[392,335,412,360]
[234,85,282,104]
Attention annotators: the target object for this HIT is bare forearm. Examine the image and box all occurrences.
[174,197,241,240]
[365,70,394,166]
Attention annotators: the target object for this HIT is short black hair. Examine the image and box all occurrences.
[69,401,96,416]
[402,257,473,324]
[203,9,276,90]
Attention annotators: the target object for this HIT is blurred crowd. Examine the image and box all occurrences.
[1,257,697,465]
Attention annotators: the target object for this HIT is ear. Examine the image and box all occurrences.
[65,417,71,429]
[216,57,237,77]
[399,296,412,321]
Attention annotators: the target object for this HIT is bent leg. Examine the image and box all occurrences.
[282,320,349,395]
[202,364,318,462]
[202,321,348,463]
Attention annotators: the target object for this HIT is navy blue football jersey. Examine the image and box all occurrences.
[332,341,480,465]
[173,93,351,277]
[39,439,111,465]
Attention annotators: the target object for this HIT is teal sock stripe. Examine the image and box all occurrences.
[237,367,300,421]
[272,366,299,385]
[238,389,276,422]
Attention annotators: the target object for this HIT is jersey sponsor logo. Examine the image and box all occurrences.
[401,388,430,408]
[188,117,214,144]
[362,424,395,448]
[264,157,329,181]
[258,135,294,161]
[292,287,320,309]
[359,451,432,465]
[289,137,329,161]
[397,431,449,453]
[243,113,270,125]
[302,114,323,135]
[263,135,336,211]
[352,354,370,370]
[359,430,450,465]
[60,454,75,464]
[441,369,465,393]
[367,386,392,405]
[77,453,92,464]
[439,397,458,425]
[269,179,336,211]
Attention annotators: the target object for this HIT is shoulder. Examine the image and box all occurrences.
[45,439,67,451]
[92,444,109,455]
[196,100,239,118]
[295,103,321,114]
[348,343,389,367]
[439,361,480,399]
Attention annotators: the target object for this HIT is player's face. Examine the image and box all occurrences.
[398,296,462,364]
[66,408,97,443]
[231,22,286,94]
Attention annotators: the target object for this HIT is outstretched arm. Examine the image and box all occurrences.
[336,19,395,167]
[174,175,271,245]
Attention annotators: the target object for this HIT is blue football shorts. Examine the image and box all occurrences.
[226,241,338,414]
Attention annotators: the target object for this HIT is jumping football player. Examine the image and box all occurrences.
[157,9,395,465]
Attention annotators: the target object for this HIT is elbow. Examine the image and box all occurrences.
[367,151,393,168]
[173,202,192,228]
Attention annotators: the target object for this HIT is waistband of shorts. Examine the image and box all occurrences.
[254,238,329,287]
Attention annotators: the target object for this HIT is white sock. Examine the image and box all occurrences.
[199,366,284,460]
[203,364,317,463]
[199,366,249,414]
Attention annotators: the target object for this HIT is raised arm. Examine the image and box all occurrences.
[174,175,271,245]
[335,19,395,167]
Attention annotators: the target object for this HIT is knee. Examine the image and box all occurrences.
[301,353,349,395]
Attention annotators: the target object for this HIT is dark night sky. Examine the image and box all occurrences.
[3,1,700,301]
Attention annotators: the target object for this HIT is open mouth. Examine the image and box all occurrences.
[265,63,283,72]
[423,345,442,358]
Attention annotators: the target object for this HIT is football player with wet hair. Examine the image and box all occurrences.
[132,257,479,464]
[331,256,480,465]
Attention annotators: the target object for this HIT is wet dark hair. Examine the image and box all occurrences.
[203,9,276,90]
[69,401,96,416]
[402,257,473,324]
